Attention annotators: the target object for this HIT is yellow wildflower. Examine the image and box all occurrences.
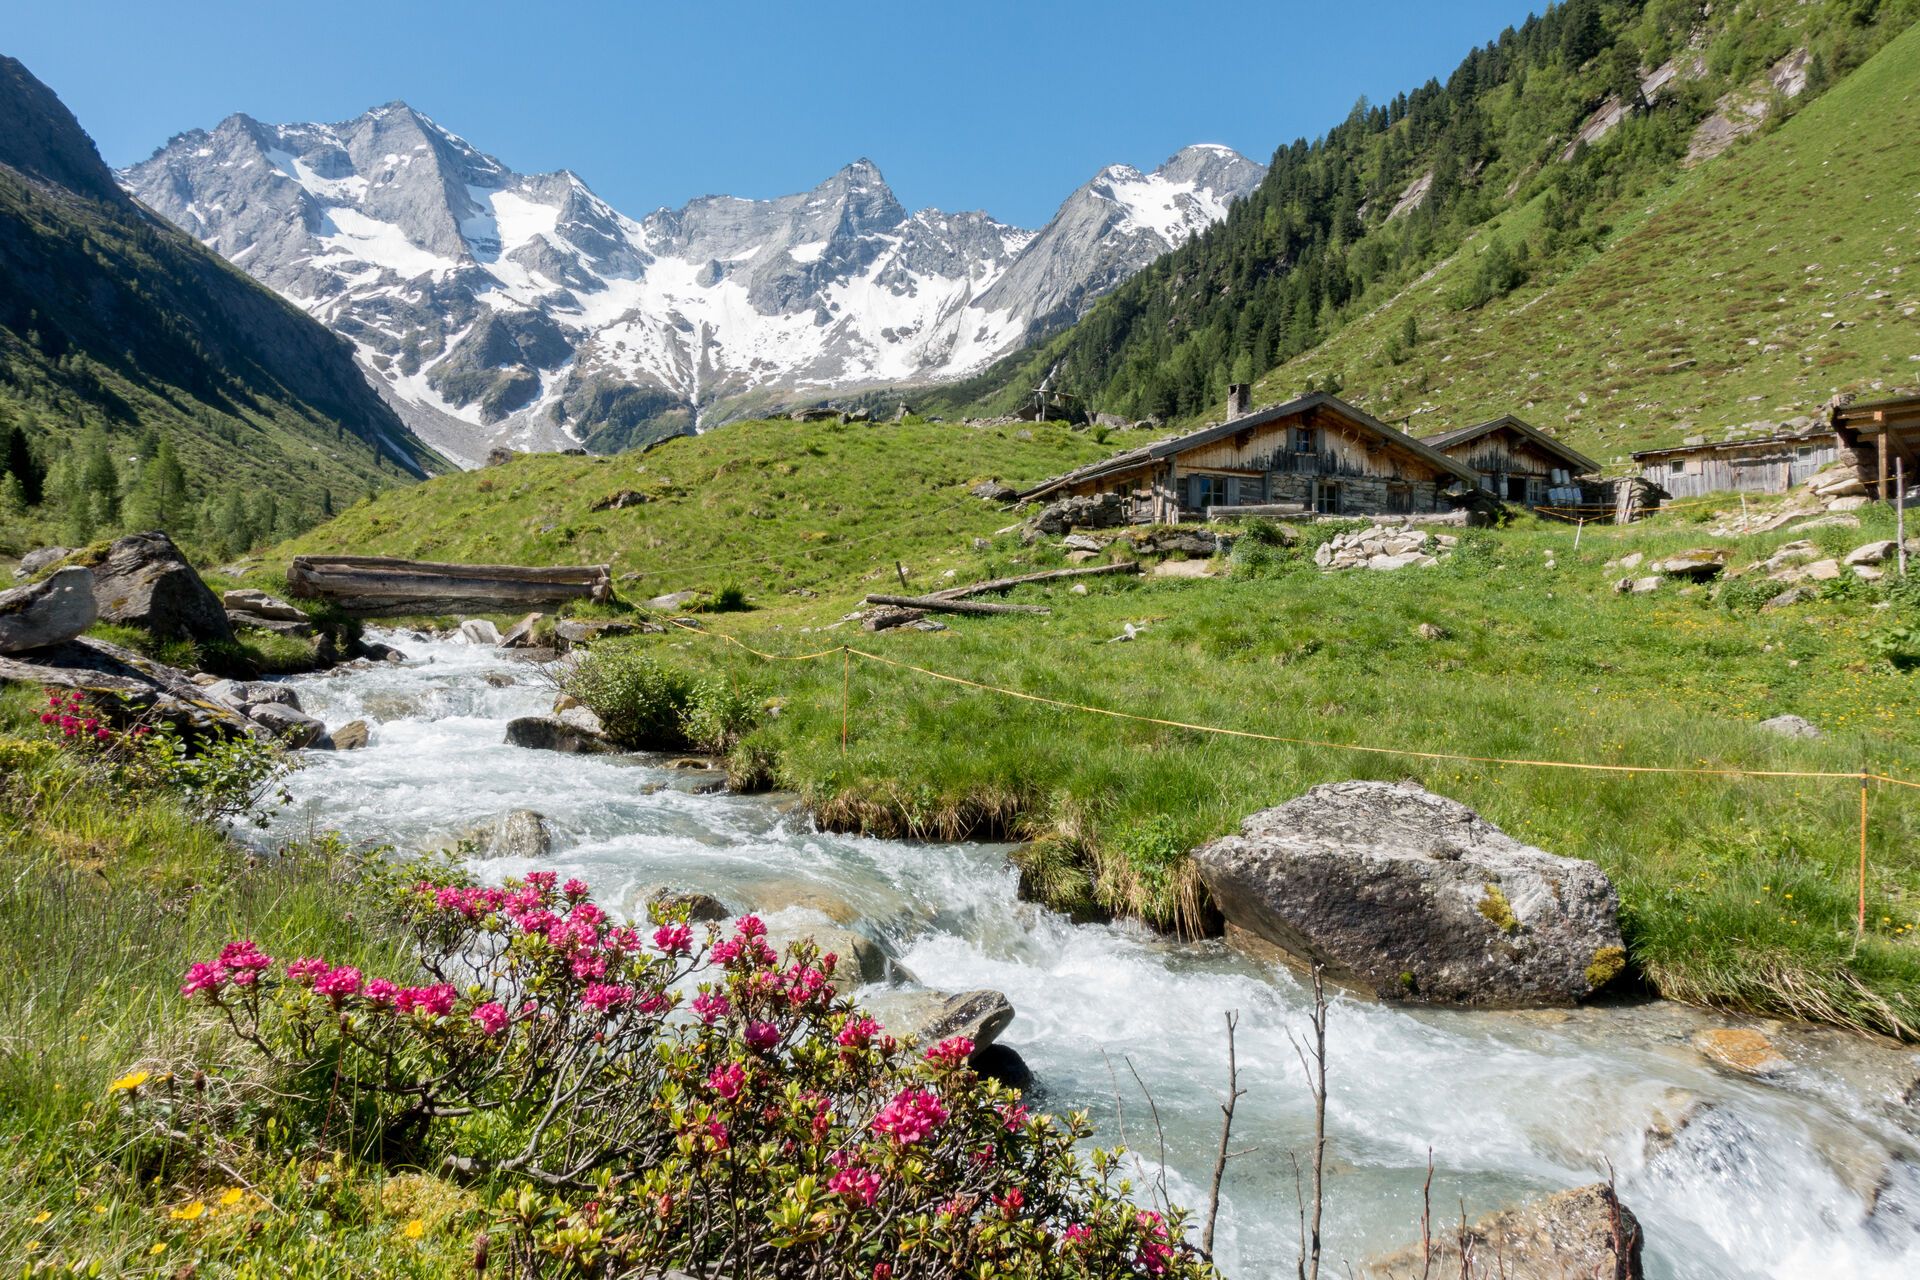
[170,1200,207,1221]
[107,1070,149,1093]
[403,1218,427,1240]
[149,1242,167,1255]
[219,1187,247,1207]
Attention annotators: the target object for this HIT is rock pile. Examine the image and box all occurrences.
[1022,492,1127,539]
[222,588,312,636]
[1313,526,1455,572]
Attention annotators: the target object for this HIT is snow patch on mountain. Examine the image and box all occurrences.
[122,106,1262,465]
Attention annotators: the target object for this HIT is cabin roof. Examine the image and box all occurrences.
[1017,392,1479,500]
[1629,429,1830,462]
[1420,414,1601,476]
[1833,392,1920,435]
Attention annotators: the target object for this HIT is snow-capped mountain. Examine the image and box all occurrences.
[121,104,1262,464]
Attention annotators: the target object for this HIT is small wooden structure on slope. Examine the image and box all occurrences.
[1833,392,1920,501]
[1017,389,1480,521]
[1420,414,1600,509]
[286,555,612,617]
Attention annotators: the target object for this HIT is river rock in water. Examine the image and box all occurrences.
[865,989,1015,1050]
[763,921,894,984]
[505,714,616,754]
[1193,781,1624,1006]
[1361,1182,1644,1279]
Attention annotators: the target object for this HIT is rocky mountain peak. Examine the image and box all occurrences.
[0,55,128,204]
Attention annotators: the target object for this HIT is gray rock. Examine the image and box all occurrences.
[863,606,926,631]
[1361,1183,1644,1279]
[90,531,232,644]
[476,809,552,860]
[227,610,313,637]
[324,719,370,750]
[0,636,256,740]
[504,714,617,754]
[352,638,407,663]
[210,680,303,712]
[642,886,731,923]
[1024,492,1128,538]
[553,618,646,648]
[1060,533,1103,553]
[13,546,72,580]
[970,481,1017,503]
[500,611,544,648]
[647,591,699,611]
[1758,713,1822,739]
[247,702,327,748]
[1804,558,1844,581]
[1653,548,1727,580]
[865,989,1016,1050]
[762,921,894,984]
[0,566,97,654]
[1845,540,1898,566]
[1761,586,1816,611]
[220,588,308,623]
[1194,781,1625,1006]
[458,619,503,646]
[1828,495,1871,512]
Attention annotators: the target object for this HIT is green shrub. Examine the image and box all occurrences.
[562,645,697,749]
[683,676,764,752]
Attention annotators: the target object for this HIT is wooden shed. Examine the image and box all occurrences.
[1017,391,1480,522]
[1832,392,1920,500]
[1421,415,1600,509]
[1631,430,1838,499]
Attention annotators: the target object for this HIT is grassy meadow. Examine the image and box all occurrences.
[253,411,1920,1038]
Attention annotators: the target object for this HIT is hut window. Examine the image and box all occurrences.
[1669,460,1687,476]
[1188,474,1225,509]
[1314,482,1341,515]
[1292,427,1316,454]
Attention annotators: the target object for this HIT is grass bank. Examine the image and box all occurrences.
[0,687,487,1274]
[592,508,1920,1038]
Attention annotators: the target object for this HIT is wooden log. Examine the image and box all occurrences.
[287,555,612,616]
[932,561,1141,600]
[863,594,1050,617]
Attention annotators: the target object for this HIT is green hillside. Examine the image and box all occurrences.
[929,0,1919,457]
[274,418,1111,598]
[0,56,444,561]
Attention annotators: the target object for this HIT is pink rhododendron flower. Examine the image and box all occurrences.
[312,965,362,1001]
[707,1062,746,1100]
[471,1002,509,1036]
[873,1087,948,1145]
[285,957,329,986]
[924,1036,974,1067]
[570,951,608,981]
[364,978,399,1008]
[562,877,589,899]
[743,1020,780,1051]
[524,871,557,893]
[733,914,766,940]
[652,923,692,955]
[997,1102,1030,1132]
[836,1016,880,1049]
[217,941,273,987]
[580,983,633,1013]
[691,992,730,1025]
[1063,1224,1091,1246]
[995,1186,1024,1218]
[827,1165,880,1208]
[396,983,456,1017]
[180,962,226,997]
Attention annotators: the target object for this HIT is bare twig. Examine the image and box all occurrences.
[1285,963,1330,1280]
[1203,1010,1247,1257]
[1125,1054,1171,1214]
[1420,1148,1434,1280]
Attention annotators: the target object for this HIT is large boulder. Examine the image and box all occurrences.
[90,532,233,644]
[458,619,502,646]
[0,566,97,654]
[1194,781,1625,1006]
[762,921,895,984]
[246,702,326,748]
[1362,1183,1644,1279]
[1652,548,1728,580]
[465,809,553,860]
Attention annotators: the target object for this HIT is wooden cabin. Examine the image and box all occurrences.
[1832,392,1920,501]
[1631,431,1839,499]
[1018,391,1480,522]
[1421,415,1599,509]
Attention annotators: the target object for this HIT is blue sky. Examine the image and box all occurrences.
[12,0,1543,226]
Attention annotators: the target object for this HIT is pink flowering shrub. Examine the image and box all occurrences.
[162,873,1211,1279]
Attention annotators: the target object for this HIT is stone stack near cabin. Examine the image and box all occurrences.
[1313,526,1457,571]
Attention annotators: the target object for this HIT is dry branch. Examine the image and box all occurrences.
[861,594,1050,616]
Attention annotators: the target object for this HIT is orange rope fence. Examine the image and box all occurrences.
[668,621,1917,937]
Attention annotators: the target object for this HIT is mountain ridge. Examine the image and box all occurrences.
[123,107,1261,464]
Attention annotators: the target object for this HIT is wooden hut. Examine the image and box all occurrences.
[1631,431,1838,499]
[1017,391,1480,522]
[1421,415,1600,509]
[1832,392,1920,500]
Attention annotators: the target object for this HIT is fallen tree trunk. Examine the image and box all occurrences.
[863,594,1050,617]
[288,556,612,617]
[932,561,1140,600]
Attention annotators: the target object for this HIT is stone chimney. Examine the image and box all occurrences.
[1227,383,1252,420]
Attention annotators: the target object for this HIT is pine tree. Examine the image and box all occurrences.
[3,426,44,506]
[0,473,25,517]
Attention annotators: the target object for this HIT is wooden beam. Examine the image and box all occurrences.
[1879,430,1892,501]
[931,561,1141,600]
[863,594,1050,617]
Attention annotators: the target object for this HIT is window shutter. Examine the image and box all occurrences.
[1225,477,1241,506]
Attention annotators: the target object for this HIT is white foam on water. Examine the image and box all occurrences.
[264,633,1920,1279]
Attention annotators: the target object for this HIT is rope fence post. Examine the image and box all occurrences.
[1859,770,1870,938]
[841,645,851,755]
